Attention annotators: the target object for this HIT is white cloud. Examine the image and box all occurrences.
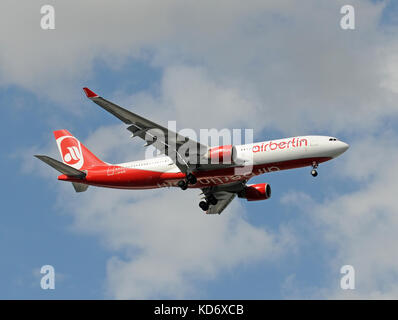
[0,0,286,101]
[281,133,398,299]
[1,0,397,133]
[116,66,261,132]
[101,192,275,299]
[83,124,145,164]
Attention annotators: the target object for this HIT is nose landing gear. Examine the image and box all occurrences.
[311,161,318,177]
[311,169,318,177]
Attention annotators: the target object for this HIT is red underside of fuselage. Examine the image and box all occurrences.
[58,156,332,189]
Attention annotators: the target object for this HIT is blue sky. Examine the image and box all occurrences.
[1,0,398,299]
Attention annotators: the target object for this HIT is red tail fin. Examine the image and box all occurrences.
[54,130,107,170]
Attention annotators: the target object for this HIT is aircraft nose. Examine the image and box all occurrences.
[330,141,349,158]
[337,141,349,154]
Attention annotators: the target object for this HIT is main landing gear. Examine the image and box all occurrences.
[178,173,197,190]
[199,194,218,212]
[311,161,318,177]
[199,201,209,211]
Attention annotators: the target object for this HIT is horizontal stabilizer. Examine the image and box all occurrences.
[34,155,86,178]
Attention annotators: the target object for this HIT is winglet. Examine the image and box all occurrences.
[83,87,99,98]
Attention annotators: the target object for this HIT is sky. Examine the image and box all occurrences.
[1,0,398,299]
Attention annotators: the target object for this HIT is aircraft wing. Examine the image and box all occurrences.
[201,181,246,215]
[206,191,236,215]
[83,87,208,173]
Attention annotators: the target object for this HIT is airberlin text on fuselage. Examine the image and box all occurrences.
[252,138,308,153]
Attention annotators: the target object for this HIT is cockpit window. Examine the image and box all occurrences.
[329,138,338,141]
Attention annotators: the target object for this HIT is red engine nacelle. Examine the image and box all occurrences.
[205,145,237,164]
[238,183,271,201]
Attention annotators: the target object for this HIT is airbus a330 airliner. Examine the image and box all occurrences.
[35,88,349,214]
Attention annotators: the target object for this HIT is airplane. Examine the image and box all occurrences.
[35,87,349,214]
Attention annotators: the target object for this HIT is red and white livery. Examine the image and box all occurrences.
[36,88,349,214]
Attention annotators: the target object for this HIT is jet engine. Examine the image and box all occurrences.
[204,145,238,164]
[238,183,271,201]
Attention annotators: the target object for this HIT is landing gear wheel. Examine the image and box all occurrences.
[311,169,318,177]
[178,180,188,190]
[199,201,209,211]
[208,195,218,206]
[186,173,197,185]
[311,161,319,177]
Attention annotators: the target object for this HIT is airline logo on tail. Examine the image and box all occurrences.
[56,136,84,169]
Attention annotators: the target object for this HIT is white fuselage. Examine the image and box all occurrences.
[117,135,349,174]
